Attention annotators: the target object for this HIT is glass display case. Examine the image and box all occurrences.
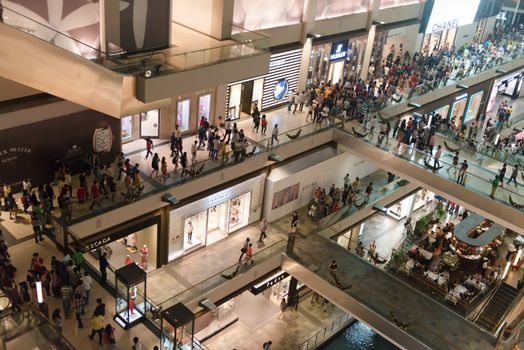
[161,303,195,350]
[114,263,147,329]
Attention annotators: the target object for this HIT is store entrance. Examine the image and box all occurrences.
[183,192,252,253]
[450,98,467,131]
[328,61,345,85]
[241,81,254,116]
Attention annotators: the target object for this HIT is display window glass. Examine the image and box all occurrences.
[121,116,133,140]
[380,0,419,9]
[198,94,211,121]
[228,83,242,119]
[229,192,251,232]
[433,105,450,119]
[464,92,483,124]
[450,98,467,131]
[83,224,158,274]
[232,0,305,31]
[116,284,144,324]
[140,109,160,138]
[177,99,191,131]
[315,0,369,19]
[183,192,252,252]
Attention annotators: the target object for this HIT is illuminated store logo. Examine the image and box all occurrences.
[431,19,459,33]
[273,79,289,101]
[209,190,231,205]
[329,41,348,61]
[269,58,286,68]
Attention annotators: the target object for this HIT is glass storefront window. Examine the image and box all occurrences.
[184,211,207,252]
[198,94,211,121]
[433,105,450,120]
[380,0,419,9]
[229,192,251,232]
[232,0,305,31]
[177,99,191,131]
[450,98,468,131]
[140,109,160,138]
[315,0,369,20]
[308,36,366,85]
[121,116,133,140]
[464,92,483,124]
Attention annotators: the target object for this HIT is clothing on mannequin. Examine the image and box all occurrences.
[187,220,193,243]
[124,255,133,266]
[140,245,150,269]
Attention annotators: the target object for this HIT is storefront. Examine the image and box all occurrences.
[386,189,432,221]
[420,0,481,51]
[226,49,302,119]
[263,147,377,222]
[307,35,367,85]
[168,174,266,261]
[121,109,161,143]
[194,271,303,341]
[72,215,162,274]
[486,71,524,113]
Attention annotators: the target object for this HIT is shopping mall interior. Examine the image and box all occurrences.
[2,0,524,349]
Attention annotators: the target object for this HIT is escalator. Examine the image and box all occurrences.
[474,283,520,333]
[333,127,524,235]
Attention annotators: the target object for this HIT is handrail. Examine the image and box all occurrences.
[294,313,353,350]
[493,283,524,335]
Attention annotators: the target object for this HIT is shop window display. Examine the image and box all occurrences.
[121,116,133,140]
[161,303,195,350]
[450,98,468,131]
[464,92,483,124]
[198,94,211,121]
[114,264,147,329]
[232,0,305,31]
[84,224,158,276]
[140,109,160,138]
[183,192,251,252]
[177,99,191,131]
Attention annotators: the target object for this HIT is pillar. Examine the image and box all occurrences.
[359,0,382,81]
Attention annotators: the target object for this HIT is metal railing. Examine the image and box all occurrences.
[295,313,353,350]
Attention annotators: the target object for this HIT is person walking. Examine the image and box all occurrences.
[432,145,442,172]
[145,137,153,158]
[498,163,507,188]
[94,298,106,317]
[160,156,168,182]
[258,218,268,242]
[328,259,338,280]
[245,243,253,264]
[252,108,261,133]
[447,151,459,176]
[490,176,500,199]
[82,271,92,305]
[149,153,160,177]
[60,284,73,319]
[278,298,288,319]
[89,180,102,210]
[457,160,468,185]
[271,124,279,145]
[261,115,268,136]
[238,238,250,262]
[132,336,142,350]
[88,312,104,346]
[74,292,85,328]
[365,182,373,202]
[52,309,63,342]
[290,211,298,231]
[102,324,116,348]
[99,253,109,285]
[263,340,273,350]
[508,164,519,187]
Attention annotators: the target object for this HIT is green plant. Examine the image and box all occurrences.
[414,215,430,236]
[386,249,407,273]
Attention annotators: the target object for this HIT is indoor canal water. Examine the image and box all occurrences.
[321,322,400,350]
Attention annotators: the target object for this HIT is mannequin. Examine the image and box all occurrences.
[140,245,150,269]
[124,255,133,266]
[129,286,137,315]
[187,220,193,244]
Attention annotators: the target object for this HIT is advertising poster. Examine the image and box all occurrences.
[272,183,300,209]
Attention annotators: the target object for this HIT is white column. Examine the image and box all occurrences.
[298,38,312,92]
[359,0,381,81]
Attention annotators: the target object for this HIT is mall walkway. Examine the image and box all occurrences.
[286,225,497,350]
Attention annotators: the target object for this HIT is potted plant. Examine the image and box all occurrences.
[386,249,407,273]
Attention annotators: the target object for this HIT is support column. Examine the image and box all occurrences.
[287,277,299,307]
[359,0,382,82]
[297,0,317,92]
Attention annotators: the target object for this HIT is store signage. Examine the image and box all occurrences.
[425,0,481,34]
[269,58,286,68]
[208,190,231,205]
[387,28,406,39]
[329,41,348,61]
[85,237,112,251]
[250,271,289,295]
[0,146,32,164]
[273,79,289,101]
